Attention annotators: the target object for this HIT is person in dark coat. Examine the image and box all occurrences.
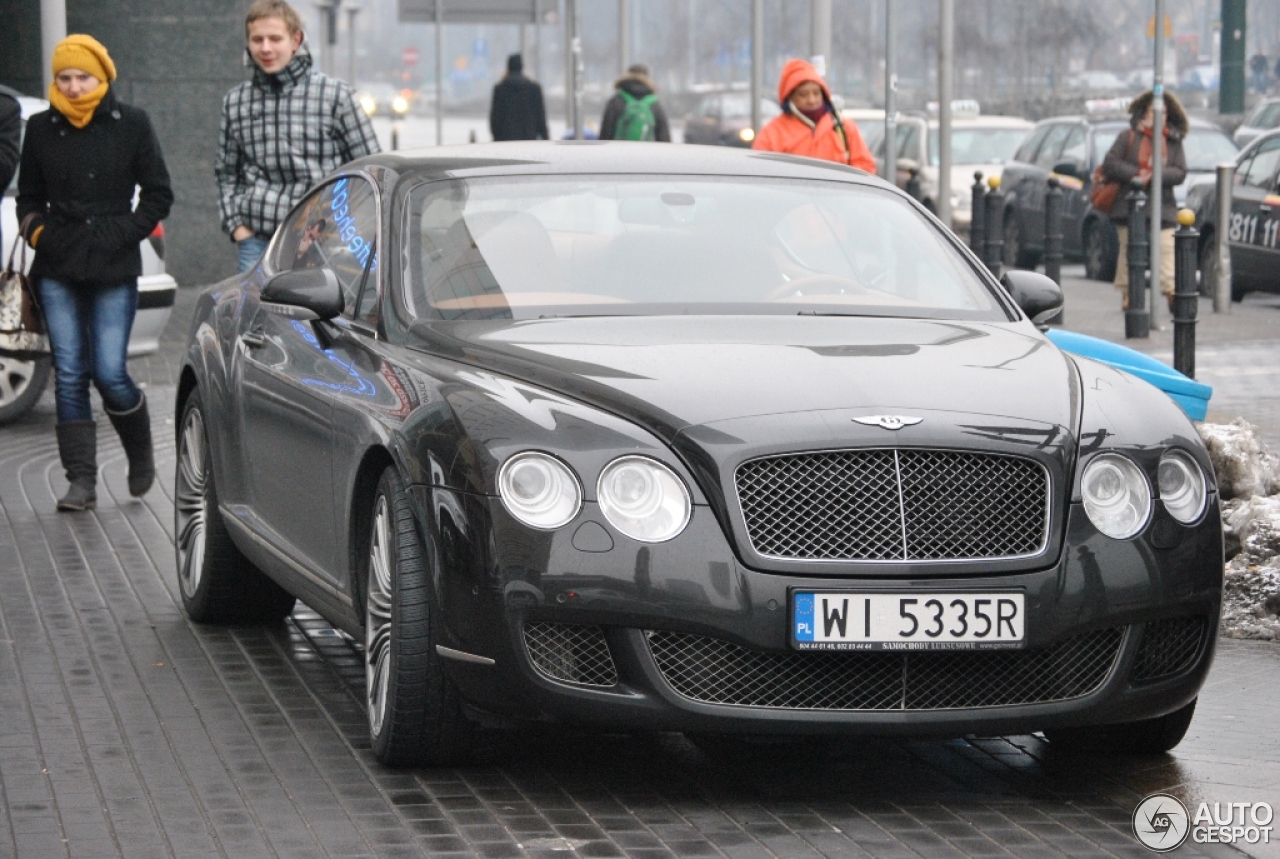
[489,54,548,141]
[0,88,21,250]
[1101,89,1187,311]
[17,34,173,512]
[599,64,671,142]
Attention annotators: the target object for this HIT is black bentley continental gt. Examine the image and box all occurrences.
[176,142,1222,766]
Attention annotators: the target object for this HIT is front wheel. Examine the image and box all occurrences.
[1083,221,1118,282]
[1003,216,1041,270]
[0,354,52,424]
[175,390,296,624]
[364,466,476,767]
[1042,698,1197,754]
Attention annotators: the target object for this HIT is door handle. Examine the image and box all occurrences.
[240,327,266,348]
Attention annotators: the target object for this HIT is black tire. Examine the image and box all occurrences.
[363,466,475,767]
[1083,221,1118,282]
[1197,232,1219,298]
[1043,698,1197,754]
[0,354,51,425]
[174,390,296,624]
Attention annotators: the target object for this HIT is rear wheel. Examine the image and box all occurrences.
[364,466,475,767]
[1198,234,1247,302]
[175,390,296,623]
[1043,698,1197,754]
[1003,216,1041,270]
[1083,221,1118,282]
[0,354,51,424]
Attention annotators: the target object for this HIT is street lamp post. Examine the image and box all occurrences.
[346,6,360,85]
[883,0,896,183]
[1150,0,1166,330]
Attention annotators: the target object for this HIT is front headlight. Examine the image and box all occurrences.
[392,95,409,115]
[1081,453,1151,539]
[597,456,691,542]
[359,95,376,115]
[738,127,756,142]
[1158,450,1207,524]
[498,452,582,530]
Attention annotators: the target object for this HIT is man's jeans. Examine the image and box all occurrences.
[237,235,270,273]
[37,278,142,423]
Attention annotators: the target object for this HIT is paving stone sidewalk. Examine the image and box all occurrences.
[1,280,1277,859]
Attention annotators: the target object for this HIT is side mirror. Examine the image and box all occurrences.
[1000,270,1064,327]
[262,268,344,320]
[1051,161,1081,179]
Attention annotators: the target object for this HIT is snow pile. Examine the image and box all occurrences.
[1200,419,1280,641]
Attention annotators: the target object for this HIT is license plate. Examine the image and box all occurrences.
[791,592,1025,651]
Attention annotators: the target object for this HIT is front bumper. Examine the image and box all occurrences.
[422,489,1221,736]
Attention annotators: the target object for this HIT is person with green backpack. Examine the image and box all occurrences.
[599,63,671,142]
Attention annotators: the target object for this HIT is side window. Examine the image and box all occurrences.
[274,177,379,318]
[1032,124,1073,168]
[896,123,920,161]
[1014,125,1051,163]
[1059,125,1087,166]
[1242,139,1280,189]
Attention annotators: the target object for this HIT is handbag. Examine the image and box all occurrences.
[1088,130,1135,214]
[0,217,51,358]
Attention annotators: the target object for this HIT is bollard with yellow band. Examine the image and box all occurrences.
[1173,208,1199,378]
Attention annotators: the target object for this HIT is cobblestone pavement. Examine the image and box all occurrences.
[2,280,1278,859]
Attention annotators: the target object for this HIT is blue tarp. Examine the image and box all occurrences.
[1045,328,1213,421]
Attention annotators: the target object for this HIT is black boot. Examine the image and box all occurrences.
[55,421,97,512]
[107,392,155,497]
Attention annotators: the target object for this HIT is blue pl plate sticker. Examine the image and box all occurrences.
[794,592,815,642]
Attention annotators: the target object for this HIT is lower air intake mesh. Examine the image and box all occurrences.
[523,623,618,688]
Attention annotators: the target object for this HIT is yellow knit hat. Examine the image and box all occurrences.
[51,34,117,83]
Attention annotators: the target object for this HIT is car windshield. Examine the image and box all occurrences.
[1249,102,1280,128]
[1183,128,1239,170]
[719,96,780,119]
[1091,124,1130,164]
[927,127,1029,166]
[401,175,1004,323]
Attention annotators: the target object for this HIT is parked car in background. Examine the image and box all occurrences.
[999,111,1237,281]
[871,102,1032,236]
[1066,70,1128,93]
[1233,97,1280,148]
[0,90,175,424]
[841,108,886,155]
[176,142,1221,767]
[683,92,781,147]
[1187,127,1280,301]
[1178,65,1220,94]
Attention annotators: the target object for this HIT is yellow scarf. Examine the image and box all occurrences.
[47,80,109,129]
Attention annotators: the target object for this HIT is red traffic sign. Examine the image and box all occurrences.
[402,47,420,66]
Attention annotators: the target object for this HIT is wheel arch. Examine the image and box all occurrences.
[346,444,399,620]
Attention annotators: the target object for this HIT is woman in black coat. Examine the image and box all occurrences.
[17,34,173,512]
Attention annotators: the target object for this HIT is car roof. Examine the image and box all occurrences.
[352,141,890,186]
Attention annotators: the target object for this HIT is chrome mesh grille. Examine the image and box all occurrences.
[736,449,1049,561]
[646,628,1123,710]
[523,623,617,688]
[1131,616,1207,682]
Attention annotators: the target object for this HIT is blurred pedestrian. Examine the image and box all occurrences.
[490,54,548,141]
[751,58,875,171]
[16,34,173,511]
[0,86,21,250]
[1251,53,1269,93]
[600,64,670,142]
[216,0,379,273]
[1102,89,1187,311]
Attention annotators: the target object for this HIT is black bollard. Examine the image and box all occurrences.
[1172,209,1199,377]
[970,171,986,256]
[905,168,922,202]
[1124,182,1150,339]
[391,122,399,151]
[983,175,1005,277]
[1043,176,1065,325]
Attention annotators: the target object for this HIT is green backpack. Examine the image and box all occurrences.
[615,90,658,141]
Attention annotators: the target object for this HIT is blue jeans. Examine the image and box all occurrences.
[237,235,270,273]
[38,277,141,423]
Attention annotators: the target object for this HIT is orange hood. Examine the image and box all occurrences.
[777,58,831,105]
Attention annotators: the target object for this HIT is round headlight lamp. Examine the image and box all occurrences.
[1081,453,1151,539]
[1158,450,1207,524]
[597,456,691,543]
[498,452,582,530]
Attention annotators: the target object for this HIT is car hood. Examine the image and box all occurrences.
[408,315,1077,441]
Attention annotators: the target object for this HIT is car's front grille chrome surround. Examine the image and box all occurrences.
[645,628,1124,710]
[1130,615,1208,682]
[735,449,1050,561]
[523,623,618,688]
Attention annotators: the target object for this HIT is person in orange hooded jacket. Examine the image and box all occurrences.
[752,58,875,171]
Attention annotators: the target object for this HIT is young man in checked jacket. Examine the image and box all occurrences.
[217,0,379,272]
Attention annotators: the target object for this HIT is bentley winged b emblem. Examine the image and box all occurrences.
[853,415,924,430]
